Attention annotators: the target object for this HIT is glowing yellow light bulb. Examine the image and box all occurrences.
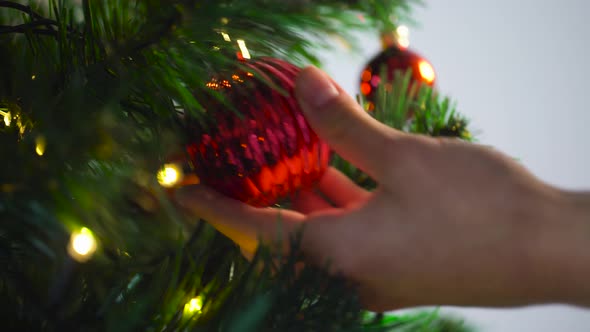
[0,109,10,126]
[35,136,46,156]
[157,163,183,187]
[418,60,436,84]
[396,25,410,48]
[184,296,203,315]
[17,116,25,135]
[68,227,97,262]
[236,39,251,59]
[396,25,409,36]
[229,262,235,281]
[221,32,231,42]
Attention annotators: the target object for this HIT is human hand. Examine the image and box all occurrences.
[177,66,590,311]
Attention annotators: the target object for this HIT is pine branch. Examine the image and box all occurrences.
[0,24,54,35]
[0,1,474,331]
[0,1,47,21]
[0,21,57,36]
[0,1,59,36]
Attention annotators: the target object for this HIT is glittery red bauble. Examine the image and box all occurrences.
[360,45,436,111]
[185,58,330,207]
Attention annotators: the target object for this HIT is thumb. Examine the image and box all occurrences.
[295,66,400,179]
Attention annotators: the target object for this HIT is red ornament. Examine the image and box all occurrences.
[185,58,330,207]
[360,42,435,112]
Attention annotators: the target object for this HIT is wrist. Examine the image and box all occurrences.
[527,188,590,305]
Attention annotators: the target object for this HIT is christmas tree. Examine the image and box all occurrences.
[1,1,473,331]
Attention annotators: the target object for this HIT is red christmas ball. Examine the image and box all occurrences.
[360,44,436,111]
[185,58,330,207]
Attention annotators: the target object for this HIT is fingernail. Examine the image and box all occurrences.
[296,66,340,109]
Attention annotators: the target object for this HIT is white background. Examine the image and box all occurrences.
[320,0,590,331]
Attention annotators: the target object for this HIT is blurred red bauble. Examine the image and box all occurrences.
[360,41,436,112]
[185,58,330,207]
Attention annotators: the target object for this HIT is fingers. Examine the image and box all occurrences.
[175,185,305,253]
[318,167,371,207]
[292,168,370,214]
[291,189,334,214]
[295,66,403,179]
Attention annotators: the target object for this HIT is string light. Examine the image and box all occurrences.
[157,163,183,187]
[31,74,36,80]
[229,262,235,281]
[68,227,97,262]
[231,74,244,83]
[0,109,10,126]
[184,296,203,316]
[236,39,251,59]
[35,136,46,156]
[0,104,27,135]
[221,32,231,42]
[16,115,26,135]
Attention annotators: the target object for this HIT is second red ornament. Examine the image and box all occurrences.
[360,30,436,112]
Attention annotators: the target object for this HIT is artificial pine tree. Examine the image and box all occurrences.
[1,1,473,331]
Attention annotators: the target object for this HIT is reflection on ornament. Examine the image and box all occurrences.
[184,296,203,315]
[236,39,251,59]
[206,78,232,89]
[418,60,435,84]
[68,227,97,262]
[185,57,330,207]
[157,163,183,187]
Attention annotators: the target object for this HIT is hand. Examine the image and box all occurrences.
[177,66,590,311]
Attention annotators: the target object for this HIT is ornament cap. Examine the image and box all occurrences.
[380,25,410,50]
